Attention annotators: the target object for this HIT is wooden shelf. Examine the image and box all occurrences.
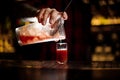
[91,24,120,32]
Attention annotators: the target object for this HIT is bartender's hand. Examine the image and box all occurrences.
[36,8,68,25]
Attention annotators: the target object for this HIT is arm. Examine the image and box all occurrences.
[12,1,38,18]
[12,0,68,25]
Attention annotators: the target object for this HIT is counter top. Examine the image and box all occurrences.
[0,60,120,80]
[1,59,120,70]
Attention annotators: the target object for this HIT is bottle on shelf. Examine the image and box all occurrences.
[0,16,15,53]
[92,33,105,61]
[110,32,120,62]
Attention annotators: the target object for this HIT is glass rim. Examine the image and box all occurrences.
[56,42,67,45]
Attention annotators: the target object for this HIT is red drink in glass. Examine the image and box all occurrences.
[19,35,45,45]
[56,43,68,64]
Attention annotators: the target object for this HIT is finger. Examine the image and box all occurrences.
[37,8,46,23]
[62,12,68,20]
[42,8,52,25]
[49,9,60,24]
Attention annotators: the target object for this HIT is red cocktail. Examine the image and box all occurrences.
[56,43,68,64]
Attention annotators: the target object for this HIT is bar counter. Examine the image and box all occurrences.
[0,60,120,80]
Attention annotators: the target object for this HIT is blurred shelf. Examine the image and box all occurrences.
[91,24,120,32]
[0,53,17,60]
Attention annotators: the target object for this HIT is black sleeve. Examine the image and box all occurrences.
[12,1,38,18]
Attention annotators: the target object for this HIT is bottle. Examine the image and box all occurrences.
[111,32,120,62]
[104,32,114,61]
[0,24,4,53]
[92,33,105,61]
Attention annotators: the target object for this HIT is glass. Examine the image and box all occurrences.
[56,42,68,64]
[15,17,66,46]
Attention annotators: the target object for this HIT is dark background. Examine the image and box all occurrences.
[1,0,120,63]
[10,0,92,62]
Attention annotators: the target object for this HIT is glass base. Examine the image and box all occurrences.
[56,61,67,64]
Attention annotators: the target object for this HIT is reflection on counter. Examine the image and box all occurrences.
[1,60,120,80]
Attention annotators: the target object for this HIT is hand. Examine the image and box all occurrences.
[36,8,68,25]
